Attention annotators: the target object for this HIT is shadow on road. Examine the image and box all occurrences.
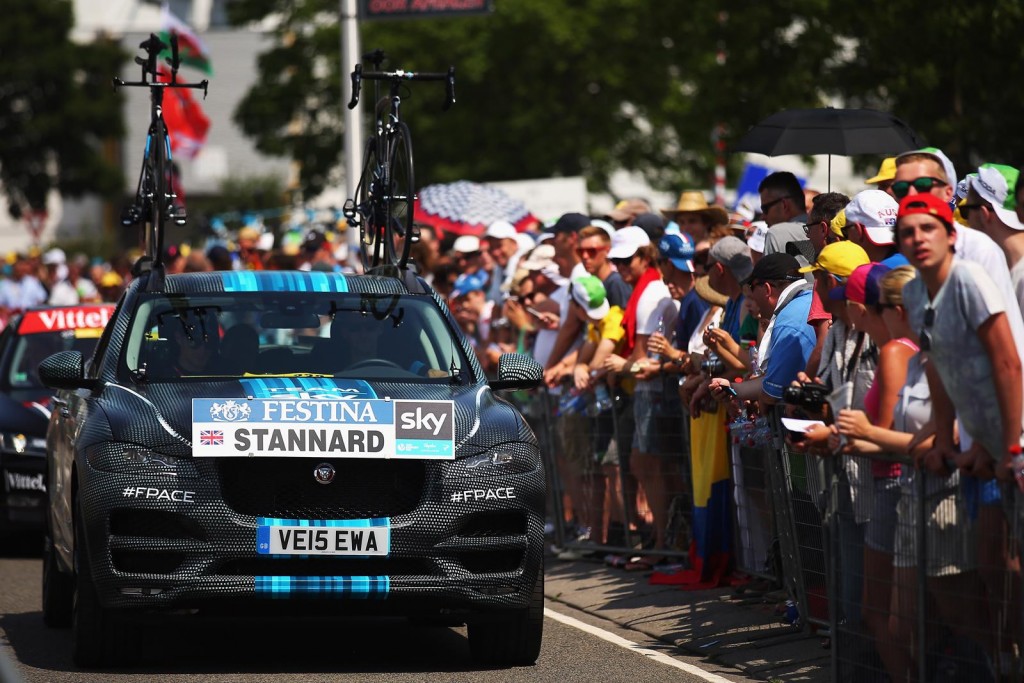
[0,533,41,560]
[0,609,523,676]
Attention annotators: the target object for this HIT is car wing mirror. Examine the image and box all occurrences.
[489,353,543,391]
[38,351,98,391]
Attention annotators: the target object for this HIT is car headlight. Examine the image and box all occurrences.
[445,444,539,479]
[86,443,197,478]
[1,431,45,455]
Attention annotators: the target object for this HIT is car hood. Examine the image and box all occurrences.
[97,377,524,457]
[0,390,53,436]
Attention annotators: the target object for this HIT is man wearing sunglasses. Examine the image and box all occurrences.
[895,147,1018,315]
[963,164,1024,312]
[760,171,812,265]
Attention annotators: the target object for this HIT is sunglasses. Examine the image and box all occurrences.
[959,202,985,219]
[611,256,635,266]
[457,251,482,259]
[891,177,947,199]
[761,196,788,213]
[575,246,608,258]
[919,304,935,352]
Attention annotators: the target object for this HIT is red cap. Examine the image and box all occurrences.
[896,193,953,227]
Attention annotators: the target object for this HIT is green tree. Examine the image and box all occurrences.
[229,1,839,198]
[828,0,1024,176]
[0,0,126,215]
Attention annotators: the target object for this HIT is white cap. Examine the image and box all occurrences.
[746,221,769,253]
[513,232,536,254]
[256,232,276,251]
[896,147,957,188]
[972,165,1024,231]
[844,189,899,246]
[589,218,616,240]
[607,226,650,259]
[519,244,556,272]
[484,221,517,241]
[42,248,66,266]
[452,235,481,254]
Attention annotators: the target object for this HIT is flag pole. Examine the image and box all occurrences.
[341,0,362,253]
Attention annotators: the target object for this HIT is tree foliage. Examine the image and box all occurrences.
[0,0,126,214]
[827,0,1024,176]
[229,1,1024,200]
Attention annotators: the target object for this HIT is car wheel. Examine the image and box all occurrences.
[41,529,73,628]
[468,569,544,666]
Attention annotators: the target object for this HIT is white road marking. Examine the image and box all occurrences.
[544,607,737,683]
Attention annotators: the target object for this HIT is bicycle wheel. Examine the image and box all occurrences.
[384,121,415,268]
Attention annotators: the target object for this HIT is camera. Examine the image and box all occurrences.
[782,381,830,410]
[701,351,725,376]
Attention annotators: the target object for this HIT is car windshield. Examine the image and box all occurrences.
[122,292,468,383]
[10,329,103,390]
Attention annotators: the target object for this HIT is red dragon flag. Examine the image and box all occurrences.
[158,67,211,159]
[159,3,213,76]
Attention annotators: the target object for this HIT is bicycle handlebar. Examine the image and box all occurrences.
[113,33,209,98]
[347,64,456,111]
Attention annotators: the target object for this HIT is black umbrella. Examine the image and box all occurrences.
[731,107,922,187]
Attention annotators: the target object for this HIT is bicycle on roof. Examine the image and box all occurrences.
[344,49,455,272]
[114,33,208,272]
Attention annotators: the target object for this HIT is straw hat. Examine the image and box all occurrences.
[662,191,729,226]
[694,275,729,307]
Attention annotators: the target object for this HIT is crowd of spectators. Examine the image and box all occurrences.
[420,149,1024,680]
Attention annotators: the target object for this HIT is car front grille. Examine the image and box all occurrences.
[218,557,438,577]
[217,457,425,520]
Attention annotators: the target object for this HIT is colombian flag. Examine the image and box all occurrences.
[652,405,733,589]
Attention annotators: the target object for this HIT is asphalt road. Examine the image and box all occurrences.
[0,534,740,683]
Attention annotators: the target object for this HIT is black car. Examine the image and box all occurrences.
[40,269,545,668]
[0,304,113,536]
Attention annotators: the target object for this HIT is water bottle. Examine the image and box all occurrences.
[649,317,666,362]
[557,389,585,417]
[592,384,614,415]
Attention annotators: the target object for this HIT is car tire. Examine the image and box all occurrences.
[468,569,544,666]
[71,499,134,667]
[41,529,73,628]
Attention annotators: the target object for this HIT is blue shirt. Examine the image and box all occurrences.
[763,288,817,399]
[676,288,710,346]
[722,295,745,343]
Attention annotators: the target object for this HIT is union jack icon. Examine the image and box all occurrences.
[200,430,224,446]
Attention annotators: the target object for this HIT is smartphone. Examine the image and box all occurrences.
[722,385,738,397]
[526,306,545,317]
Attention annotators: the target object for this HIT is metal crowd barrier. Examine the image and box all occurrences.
[513,373,1024,682]
[519,376,692,563]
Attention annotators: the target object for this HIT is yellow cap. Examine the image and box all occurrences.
[865,157,896,185]
[830,209,846,237]
[99,271,123,288]
[798,241,870,277]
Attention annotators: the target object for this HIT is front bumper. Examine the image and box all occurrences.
[76,448,546,617]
